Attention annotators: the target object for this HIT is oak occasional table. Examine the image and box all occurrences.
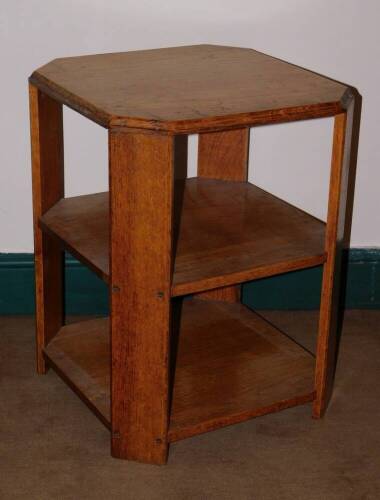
[29,45,358,465]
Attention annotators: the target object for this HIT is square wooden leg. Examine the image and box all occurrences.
[196,128,250,302]
[314,95,356,417]
[109,129,174,464]
[29,84,64,374]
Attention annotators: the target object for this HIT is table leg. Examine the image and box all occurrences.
[196,128,250,302]
[314,96,356,417]
[109,129,174,464]
[29,84,64,374]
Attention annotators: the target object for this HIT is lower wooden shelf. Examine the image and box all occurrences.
[43,317,111,428]
[169,299,316,441]
[43,299,316,442]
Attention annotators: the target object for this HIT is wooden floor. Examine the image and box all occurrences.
[40,178,326,296]
[44,298,316,442]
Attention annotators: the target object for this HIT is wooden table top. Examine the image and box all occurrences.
[30,44,350,133]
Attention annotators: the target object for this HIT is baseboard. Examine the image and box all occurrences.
[243,248,380,310]
[0,249,379,314]
[0,254,108,315]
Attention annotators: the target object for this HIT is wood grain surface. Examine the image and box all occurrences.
[313,95,356,417]
[43,317,110,428]
[39,179,327,296]
[109,129,174,464]
[29,45,349,133]
[196,127,250,302]
[29,84,64,374]
[197,128,250,181]
[42,300,315,443]
[169,299,315,441]
[39,191,109,281]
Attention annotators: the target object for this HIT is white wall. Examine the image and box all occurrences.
[0,0,378,252]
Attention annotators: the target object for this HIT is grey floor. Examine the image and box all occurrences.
[1,310,379,500]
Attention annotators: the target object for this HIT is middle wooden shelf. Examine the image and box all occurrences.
[39,177,326,296]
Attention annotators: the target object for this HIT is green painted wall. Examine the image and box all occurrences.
[0,249,379,315]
